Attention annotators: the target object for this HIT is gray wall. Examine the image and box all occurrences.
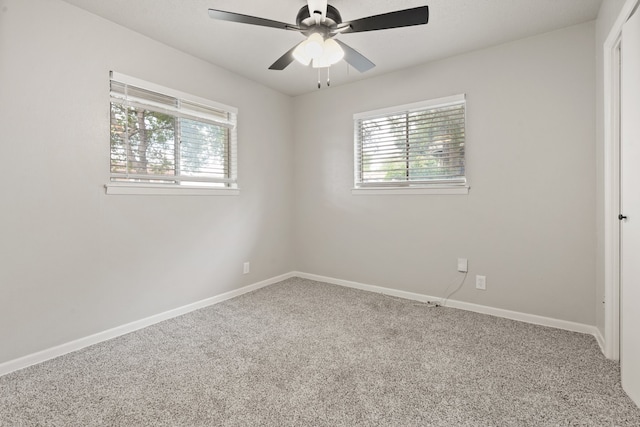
[0,0,294,364]
[292,22,597,325]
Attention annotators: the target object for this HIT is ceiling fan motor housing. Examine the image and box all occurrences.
[296,4,342,36]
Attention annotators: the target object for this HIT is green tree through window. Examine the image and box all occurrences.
[109,73,237,188]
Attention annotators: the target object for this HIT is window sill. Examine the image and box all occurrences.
[105,183,240,196]
[351,185,470,195]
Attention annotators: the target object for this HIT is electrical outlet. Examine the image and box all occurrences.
[476,275,486,290]
[243,262,250,274]
[457,258,468,273]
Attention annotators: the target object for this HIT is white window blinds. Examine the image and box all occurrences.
[109,72,238,188]
[354,94,466,188]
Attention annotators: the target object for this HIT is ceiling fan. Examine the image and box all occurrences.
[208,0,429,76]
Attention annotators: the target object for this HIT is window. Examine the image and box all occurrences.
[107,72,238,195]
[354,94,467,194]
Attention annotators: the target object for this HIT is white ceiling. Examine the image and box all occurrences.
[61,0,602,96]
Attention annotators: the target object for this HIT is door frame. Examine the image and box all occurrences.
[603,0,639,360]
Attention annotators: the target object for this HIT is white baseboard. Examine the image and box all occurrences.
[0,270,604,377]
[293,271,601,339]
[0,272,295,377]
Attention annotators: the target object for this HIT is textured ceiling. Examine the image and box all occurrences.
[61,0,603,96]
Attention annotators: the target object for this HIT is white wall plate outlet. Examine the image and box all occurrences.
[243,262,250,274]
[457,258,468,272]
[476,275,486,290]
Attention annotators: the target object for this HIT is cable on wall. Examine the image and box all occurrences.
[432,271,468,308]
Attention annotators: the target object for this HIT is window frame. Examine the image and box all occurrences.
[105,72,239,196]
[352,94,469,195]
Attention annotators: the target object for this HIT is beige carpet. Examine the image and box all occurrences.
[1,277,639,426]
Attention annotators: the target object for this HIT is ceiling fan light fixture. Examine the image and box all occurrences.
[323,38,344,64]
[312,38,344,68]
[304,33,324,59]
[293,42,312,66]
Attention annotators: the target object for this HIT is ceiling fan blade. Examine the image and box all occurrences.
[334,39,375,72]
[307,0,327,20]
[268,43,304,70]
[208,9,300,31]
[341,6,429,34]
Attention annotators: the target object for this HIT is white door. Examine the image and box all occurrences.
[620,4,640,407]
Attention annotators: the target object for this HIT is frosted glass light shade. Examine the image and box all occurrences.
[293,42,311,65]
[293,35,345,68]
[304,33,324,59]
[312,38,344,68]
[323,38,344,64]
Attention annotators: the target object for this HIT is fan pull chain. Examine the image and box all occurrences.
[315,68,332,89]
